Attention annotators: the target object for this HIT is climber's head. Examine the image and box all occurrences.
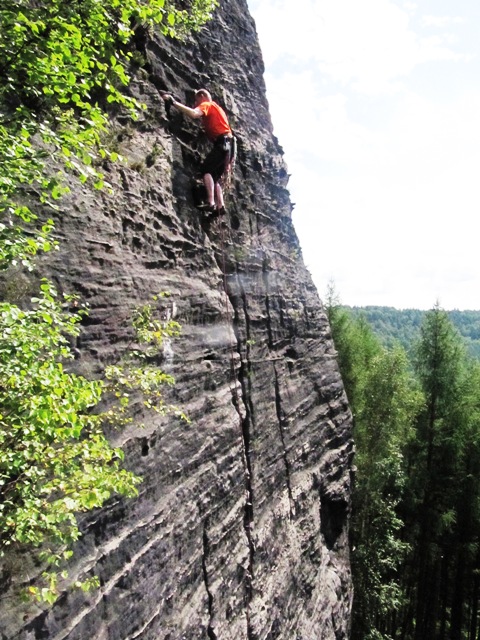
[195,89,211,105]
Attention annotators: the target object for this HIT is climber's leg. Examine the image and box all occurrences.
[202,141,228,211]
[215,181,224,209]
[203,173,215,208]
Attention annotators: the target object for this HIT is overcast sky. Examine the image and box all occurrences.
[246,0,480,310]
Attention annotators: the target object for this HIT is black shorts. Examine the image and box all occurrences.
[201,135,231,182]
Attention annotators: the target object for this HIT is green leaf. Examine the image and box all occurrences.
[0,0,212,605]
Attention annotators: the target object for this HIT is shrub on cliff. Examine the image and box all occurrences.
[0,0,207,603]
[0,0,216,267]
[0,283,185,602]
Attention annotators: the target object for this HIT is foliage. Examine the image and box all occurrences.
[0,0,213,605]
[413,304,465,433]
[351,346,422,638]
[329,285,480,638]
[346,305,480,359]
[325,282,380,411]
[327,285,418,636]
[402,306,470,638]
[0,0,217,269]
[0,282,184,603]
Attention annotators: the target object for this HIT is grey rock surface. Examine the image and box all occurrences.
[1,0,354,637]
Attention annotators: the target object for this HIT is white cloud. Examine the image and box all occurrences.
[247,0,480,309]
[422,15,465,28]
[251,0,468,95]
[403,2,418,13]
[287,88,480,310]
[264,71,373,165]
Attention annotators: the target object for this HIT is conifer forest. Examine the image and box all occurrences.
[326,288,480,640]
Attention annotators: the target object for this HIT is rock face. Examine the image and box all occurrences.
[1,0,354,638]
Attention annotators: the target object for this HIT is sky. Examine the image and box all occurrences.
[246,0,480,310]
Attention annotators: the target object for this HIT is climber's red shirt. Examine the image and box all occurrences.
[197,100,232,141]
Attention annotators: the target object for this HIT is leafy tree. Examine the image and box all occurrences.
[0,284,184,602]
[0,0,208,602]
[0,0,216,268]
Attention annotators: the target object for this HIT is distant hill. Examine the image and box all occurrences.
[346,306,480,359]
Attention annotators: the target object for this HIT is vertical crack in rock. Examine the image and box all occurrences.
[209,230,256,638]
[262,257,274,349]
[273,365,294,518]
[223,269,256,640]
[237,288,256,640]
[202,520,218,640]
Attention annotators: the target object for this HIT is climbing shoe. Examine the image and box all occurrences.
[199,203,215,212]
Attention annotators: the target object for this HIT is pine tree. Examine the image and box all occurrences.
[351,345,421,640]
[406,304,466,639]
[325,286,421,639]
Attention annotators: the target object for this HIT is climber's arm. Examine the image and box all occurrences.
[161,94,203,119]
[174,101,203,119]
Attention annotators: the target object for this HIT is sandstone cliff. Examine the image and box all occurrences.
[1,0,354,638]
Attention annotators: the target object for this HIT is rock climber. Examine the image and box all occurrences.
[161,88,234,217]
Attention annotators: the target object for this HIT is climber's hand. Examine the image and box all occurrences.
[160,93,174,105]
